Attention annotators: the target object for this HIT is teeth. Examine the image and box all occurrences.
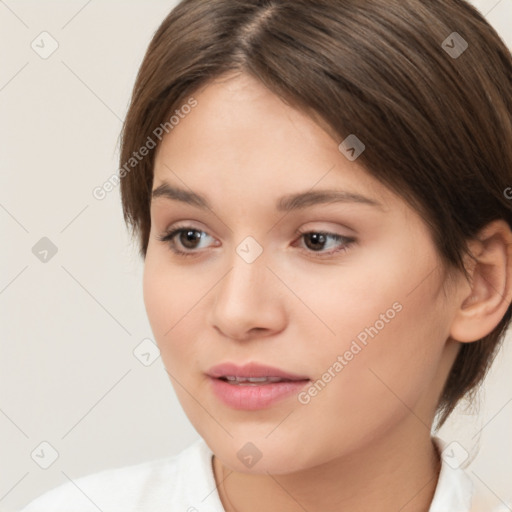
[224,376,285,383]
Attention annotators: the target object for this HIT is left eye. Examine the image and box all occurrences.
[294,230,355,255]
[157,227,355,258]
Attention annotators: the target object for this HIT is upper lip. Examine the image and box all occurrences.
[207,362,310,381]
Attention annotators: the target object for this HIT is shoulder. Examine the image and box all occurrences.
[19,439,207,512]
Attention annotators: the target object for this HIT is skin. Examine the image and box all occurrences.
[143,71,512,512]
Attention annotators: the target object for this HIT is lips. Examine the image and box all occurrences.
[207,362,310,382]
[207,362,311,409]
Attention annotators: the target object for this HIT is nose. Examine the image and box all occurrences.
[208,249,287,341]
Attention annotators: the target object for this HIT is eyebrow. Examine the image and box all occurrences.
[151,182,385,212]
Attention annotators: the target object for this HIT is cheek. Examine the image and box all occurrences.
[287,292,447,465]
[142,255,215,434]
[142,250,185,359]
[296,241,449,420]
[142,256,169,339]
[142,248,211,376]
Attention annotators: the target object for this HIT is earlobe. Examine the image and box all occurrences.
[449,219,512,343]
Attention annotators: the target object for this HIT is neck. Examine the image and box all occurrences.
[213,422,441,512]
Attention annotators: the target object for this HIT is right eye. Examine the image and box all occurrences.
[157,225,218,257]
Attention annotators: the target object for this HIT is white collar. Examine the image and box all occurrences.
[428,436,474,511]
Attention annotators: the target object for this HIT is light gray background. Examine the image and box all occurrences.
[1,1,511,511]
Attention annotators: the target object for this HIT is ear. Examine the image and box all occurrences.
[449,219,512,343]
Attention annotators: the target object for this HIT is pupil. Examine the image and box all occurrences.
[306,233,326,251]
[181,230,201,248]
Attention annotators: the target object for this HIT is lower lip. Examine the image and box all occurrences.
[208,377,310,410]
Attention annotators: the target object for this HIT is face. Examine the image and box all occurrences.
[143,72,461,474]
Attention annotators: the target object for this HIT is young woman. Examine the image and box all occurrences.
[21,0,512,511]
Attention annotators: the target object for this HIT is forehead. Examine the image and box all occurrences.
[152,72,403,215]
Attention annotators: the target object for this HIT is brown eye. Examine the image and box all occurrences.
[295,230,356,257]
[303,232,329,251]
[157,226,216,258]
[177,229,203,249]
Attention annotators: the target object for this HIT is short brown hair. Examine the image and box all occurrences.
[119,0,512,427]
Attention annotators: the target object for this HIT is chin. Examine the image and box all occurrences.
[208,434,320,475]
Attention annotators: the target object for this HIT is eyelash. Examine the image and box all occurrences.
[157,224,356,259]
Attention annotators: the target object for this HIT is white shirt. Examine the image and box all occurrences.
[19,436,511,512]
